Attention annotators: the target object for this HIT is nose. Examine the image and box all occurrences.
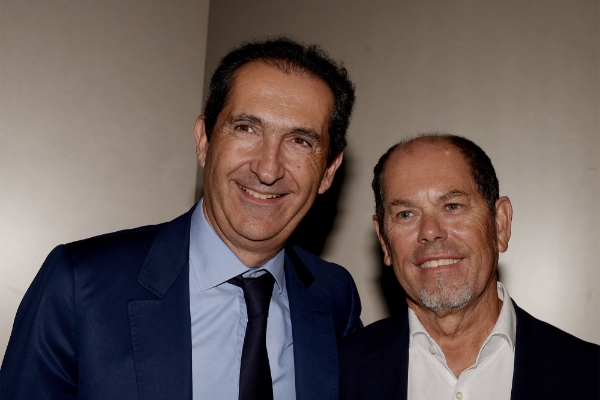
[417,212,447,243]
[250,139,285,185]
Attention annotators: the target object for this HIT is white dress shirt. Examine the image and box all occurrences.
[407,282,516,400]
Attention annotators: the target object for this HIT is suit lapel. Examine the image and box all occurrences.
[363,311,409,400]
[128,209,194,400]
[285,246,339,400]
[509,301,552,400]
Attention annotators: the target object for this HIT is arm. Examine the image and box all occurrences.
[340,267,363,338]
[1,245,78,399]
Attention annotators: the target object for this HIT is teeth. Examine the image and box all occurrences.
[240,186,283,200]
[420,259,461,269]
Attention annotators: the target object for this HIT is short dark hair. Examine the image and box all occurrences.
[203,37,355,164]
[372,134,500,223]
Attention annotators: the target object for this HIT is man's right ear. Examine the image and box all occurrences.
[373,215,392,267]
[194,116,209,168]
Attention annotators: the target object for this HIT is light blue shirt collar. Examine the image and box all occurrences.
[190,198,285,293]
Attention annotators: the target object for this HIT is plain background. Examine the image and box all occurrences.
[1,0,598,361]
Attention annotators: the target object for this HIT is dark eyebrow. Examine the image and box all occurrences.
[387,190,469,209]
[388,198,417,208]
[225,113,322,142]
[225,113,263,126]
[438,190,469,203]
[290,127,321,142]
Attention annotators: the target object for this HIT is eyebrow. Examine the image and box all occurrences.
[388,198,417,208]
[437,189,469,203]
[290,127,321,142]
[226,113,263,126]
[387,190,470,208]
[226,113,322,141]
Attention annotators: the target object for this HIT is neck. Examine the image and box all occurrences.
[227,246,282,269]
[408,279,502,377]
[202,203,284,268]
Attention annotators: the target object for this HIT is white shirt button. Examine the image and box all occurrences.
[429,344,437,354]
[243,316,248,324]
[455,391,463,400]
[250,272,258,278]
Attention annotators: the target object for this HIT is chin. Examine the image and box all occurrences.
[418,283,473,311]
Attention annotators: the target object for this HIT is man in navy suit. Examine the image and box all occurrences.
[1,38,361,399]
[339,134,599,399]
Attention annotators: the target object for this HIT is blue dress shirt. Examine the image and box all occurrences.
[189,199,296,399]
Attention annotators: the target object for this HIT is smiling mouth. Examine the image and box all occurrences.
[239,185,284,200]
[420,259,462,269]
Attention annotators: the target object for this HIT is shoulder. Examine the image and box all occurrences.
[66,223,164,260]
[341,310,408,356]
[339,312,410,400]
[515,302,599,360]
[286,245,354,283]
[65,206,194,272]
[285,245,362,336]
[285,245,358,306]
[512,301,599,397]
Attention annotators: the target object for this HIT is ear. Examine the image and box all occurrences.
[373,215,392,266]
[194,115,209,167]
[494,196,513,253]
[317,152,343,194]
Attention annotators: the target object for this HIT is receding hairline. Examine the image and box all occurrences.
[231,58,327,85]
[381,136,467,177]
[393,135,460,156]
[376,135,475,214]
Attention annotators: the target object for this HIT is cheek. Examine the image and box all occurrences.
[452,218,496,265]
[454,213,493,240]
[385,230,413,266]
[286,157,326,190]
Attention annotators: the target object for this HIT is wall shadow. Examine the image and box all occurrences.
[496,262,506,284]
[289,160,346,256]
[371,234,407,316]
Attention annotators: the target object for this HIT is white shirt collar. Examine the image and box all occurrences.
[408,282,517,360]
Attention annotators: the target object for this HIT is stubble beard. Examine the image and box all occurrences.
[418,274,473,312]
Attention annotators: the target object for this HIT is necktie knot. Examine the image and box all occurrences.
[229,272,275,318]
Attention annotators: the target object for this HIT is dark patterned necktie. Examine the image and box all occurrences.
[229,272,275,400]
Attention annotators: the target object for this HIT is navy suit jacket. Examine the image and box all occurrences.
[1,207,362,399]
[339,302,599,399]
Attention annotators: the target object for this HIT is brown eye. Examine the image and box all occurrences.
[235,124,254,133]
[294,137,312,148]
[446,204,461,211]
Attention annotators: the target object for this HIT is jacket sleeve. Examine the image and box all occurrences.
[340,267,363,338]
[1,245,78,399]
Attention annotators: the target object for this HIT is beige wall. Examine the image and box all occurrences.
[204,0,599,344]
[1,0,598,364]
[0,0,210,359]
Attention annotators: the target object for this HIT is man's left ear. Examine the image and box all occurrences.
[494,196,513,253]
[318,152,343,194]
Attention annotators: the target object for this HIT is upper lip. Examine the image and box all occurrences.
[414,255,463,266]
[238,184,287,199]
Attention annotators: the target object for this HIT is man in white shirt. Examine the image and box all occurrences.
[339,134,599,400]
